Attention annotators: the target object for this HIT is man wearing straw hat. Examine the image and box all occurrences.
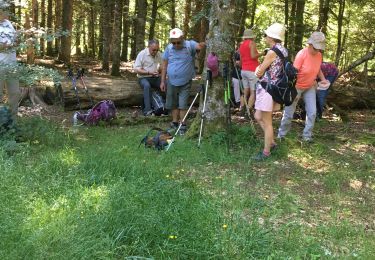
[239,28,263,114]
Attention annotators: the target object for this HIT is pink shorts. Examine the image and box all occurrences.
[254,84,275,112]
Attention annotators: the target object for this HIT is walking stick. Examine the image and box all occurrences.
[77,68,94,107]
[223,62,231,153]
[68,69,82,112]
[166,85,203,151]
[198,70,212,148]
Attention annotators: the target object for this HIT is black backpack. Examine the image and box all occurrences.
[261,47,298,106]
[139,127,173,150]
[151,91,168,116]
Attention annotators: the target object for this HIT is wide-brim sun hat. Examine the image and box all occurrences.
[170,28,183,39]
[242,29,256,39]
[307,31,326,50]
[264,23,285,42]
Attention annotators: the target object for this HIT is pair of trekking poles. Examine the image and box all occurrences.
[165,70,212,151]
[67,68,94,112]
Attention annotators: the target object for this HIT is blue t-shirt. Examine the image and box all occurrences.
[162,40,197,86]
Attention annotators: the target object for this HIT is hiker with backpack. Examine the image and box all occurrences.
[317,62,339,119]
[252,23,287,161]
[239,28,263,115]
[134,39,163,116]
[160,28,205,135]
[0,4,20,122]
[278,32,330,142]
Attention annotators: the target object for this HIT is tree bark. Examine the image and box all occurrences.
[170,0,176,29]
[335,0,345,66]
[288,0,296,58]
[284,0,289,48]
[249,0,256,28]
[40,0,46,56]
[87,0,96,58]
[134,0,148,56]
[121,0,130,61]
[149,0,158,40]
[111,0,124,76]
[318,0,330,34]
[46,0,53,56]
[58,0,74,64]
[237,0,248,39]
[101,0,113,71]
[183,0,192,37]
[54,0,61,55]
[292,0,305,59]
[338,48,375,76]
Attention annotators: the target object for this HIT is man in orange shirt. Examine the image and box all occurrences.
[278,32,330,142]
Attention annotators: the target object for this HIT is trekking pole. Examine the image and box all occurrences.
[68,69,82,112]
[166,85,203,151]
[223,62,231,153]
[232,57,256,132]
[198,70,212,148]
[77,68,94,107]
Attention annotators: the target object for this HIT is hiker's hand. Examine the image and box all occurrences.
[151,71,159,77]
[160,82,166,92]
[255,65,263,78]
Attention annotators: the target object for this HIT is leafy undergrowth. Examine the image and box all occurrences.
[1,110,374,259]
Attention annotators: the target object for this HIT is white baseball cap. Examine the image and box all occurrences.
[170,28,183,39]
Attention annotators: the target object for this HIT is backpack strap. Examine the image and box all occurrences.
[271,46,286,61]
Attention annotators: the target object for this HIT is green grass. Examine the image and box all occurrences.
[1,111,375,259]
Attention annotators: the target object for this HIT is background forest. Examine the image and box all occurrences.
[6,0,375,77]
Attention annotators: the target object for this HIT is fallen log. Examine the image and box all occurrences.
[61,76,202,111]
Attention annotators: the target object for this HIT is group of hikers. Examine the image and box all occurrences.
[133,24,339,160]
[1,0,340,160]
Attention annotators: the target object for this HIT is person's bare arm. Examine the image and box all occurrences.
[255,50,277,78]
[250,41,262,59]
[160,59,168,92]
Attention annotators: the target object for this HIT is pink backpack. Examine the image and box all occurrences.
[207,52,219,78]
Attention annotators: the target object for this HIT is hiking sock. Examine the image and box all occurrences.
[263,150,271,157]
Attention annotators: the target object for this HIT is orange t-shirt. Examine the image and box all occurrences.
[239,39,259,72]
[293,48,322,89]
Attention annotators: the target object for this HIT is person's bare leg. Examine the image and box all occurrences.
[172,109,179,123]
[262,111,274,153]
[179,109,187,124]
[248,89,255,110]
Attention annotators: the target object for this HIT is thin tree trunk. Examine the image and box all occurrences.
[236,0,247,40]
[338,48,375,76]
[134,0,147,56]
[58,0,74,64]
[121,0,130,61]
[40,0,46,56]
[318,0,330,34]
[102,0,113,71]
[192,0,203,40]
[149,0,158,40]
[183,0,192,37]
[46,0,53,56]
[75,14,83,56]
[335,0,345,66]
[288,0,296,58]
[88,0,96,58]
[284,0,289,48]
[249,0,256,28]
[170,0,176,29]
[111,0,124,76]
[293,0,305,57]
[55,0,61,55]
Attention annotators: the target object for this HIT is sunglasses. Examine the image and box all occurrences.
[171,41,182,45]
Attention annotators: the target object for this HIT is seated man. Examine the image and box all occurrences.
[133,39,162,116]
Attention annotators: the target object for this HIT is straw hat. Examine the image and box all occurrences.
[242,29,256,39]
[307,32,326,50]
[264,23,285,42]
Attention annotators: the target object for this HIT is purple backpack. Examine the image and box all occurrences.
[76,100,116,125]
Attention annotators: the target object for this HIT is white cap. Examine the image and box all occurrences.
[264,23,285,42]
[169,28,183,39]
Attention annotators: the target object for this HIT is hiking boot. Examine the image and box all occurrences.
[302,137,313,143]
[169,122,179,130]
[144,110,154,117]
[252,151,271,161]
[178,124,187,136]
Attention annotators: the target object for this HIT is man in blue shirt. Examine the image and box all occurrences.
[160,28,205,135]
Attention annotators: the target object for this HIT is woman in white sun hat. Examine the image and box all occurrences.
[277,31,330,142]
[252,23,287,161]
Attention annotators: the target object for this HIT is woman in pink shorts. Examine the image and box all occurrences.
[253,23,287,161]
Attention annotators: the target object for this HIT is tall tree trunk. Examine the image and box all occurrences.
[121,0,130,61]
[318,0,330,34]
[237,0,248,39]
[183,0,192,37]
[111,0,124,76]
[25,13,35,64]
[58,0,74,64]
[284,0,289,48]
[190,0,238,137]
[192,0,203,40]
[40,0,46,56]
[293,0,305,58]
[46,0,53,56]
[32,0,39,27]
[88,0,96,58]
[249,0,256,28]
[55,0,61,55]
[288,0,296,58]
[335,0,345,66]
[101,0,113,71]
[149,0,158,40]
[134,0,147,56]
[75,13,84,56]
[170,0,176,28]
